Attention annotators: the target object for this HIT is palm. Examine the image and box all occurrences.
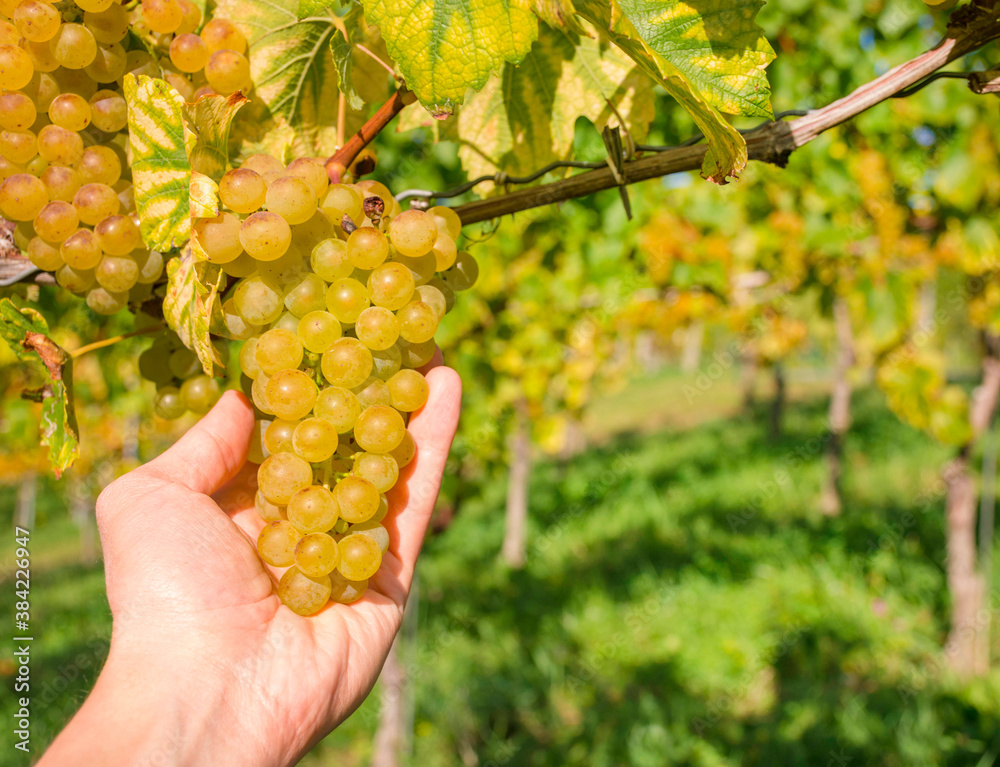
[96,366,461,758]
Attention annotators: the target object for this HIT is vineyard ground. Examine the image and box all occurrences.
[4,376,1000,765]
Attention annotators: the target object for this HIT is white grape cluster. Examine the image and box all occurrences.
[193,161,474,615]
[0,0,250,315]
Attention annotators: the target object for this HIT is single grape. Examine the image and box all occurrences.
[334,476,380,524]
[238,337,261,379]
[291,417,339,463]
[263,418,297,454]
[252,372,274,415]
[94,214,140,256]
[204,49,251,94]
[153,386,187,419]
[169,347,199,379]
[256,519,301,567]
[220,297,259,341]
[73,182,119,225]
[201,18,247,54]
[175,0,202,34]
[265,368,318,421]
[321,337,373,388]
[14,1,60,42]
[389,209,437,257]
[371,345,402,381]
[387,369,429,412]
[388,429,416,469]
[355,307,399,351]
[320,184,364,224]
[367,261,415,311]
[0,45,34,91]
[220,252,256,278]
[314,386,361,433]
[347,227,389,270]
[255,327,303,375]
[83,5,130,44]
[180,375,220,414]
[89,91,127,132]
[270,310,301,335]
[0,91,36,131]
[59,228,102,270]
[297,310,342,353]
[290,209,334,251]
[284,272,327,317]
[414,284,447,319]
[354,405,406,454]
[337,533,382,580]
[33,201,78,244]
[241,153,283,176]
[432,231,458,271]
[49,24,97,69]
[354,377,391,409]
[348,520,390,554]
[310,238,352,281]
[266,175,316,225]
[135,250,165,284]
[95,254,139,292]
[27,236,62,270]
[352,452,398,494]
[444,251,479,290]
[141,0,183,34]
[255,490,285,522]
[396,301,439,344]
[0,130,36,167]
[234,275,285,325]
[426,277,455,313]
[428,205,462,240]
[277,567,331,616]
[85,285,127,315]
[169,33,208,73]
[287,484,339,534]
[329,571,367,604]
[325,278,370,324]
[79,146,122,186]
[398,338,437,369]
[0,173,48,221]
[83,41,127,84]
[295,532,340,577]
[55,264,95,292]
[285,158,328,199]
[258,452,313,505]
[219,168,266,214]
[239,211,291,261]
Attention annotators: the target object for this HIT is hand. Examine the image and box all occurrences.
[40,363,462,767]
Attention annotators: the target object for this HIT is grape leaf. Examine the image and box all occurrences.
[573,0,747,183]
[163,246,225,375]
[184,91,250,181]
[0,298,78,476]
[190,171,220,221]
[361,0,538,116]
[124,75,194,250]
[455,27,656,185]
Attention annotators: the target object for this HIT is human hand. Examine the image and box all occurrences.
[40,363,461,767]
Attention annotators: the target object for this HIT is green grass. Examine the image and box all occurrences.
[4,383,1000,766]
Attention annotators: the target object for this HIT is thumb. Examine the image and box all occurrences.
[142,390,255,496]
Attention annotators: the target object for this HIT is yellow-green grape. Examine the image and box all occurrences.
[285,158,328,199]
[309,239,351,281]
[251,371,273,415]
[175,0,201,33]
[337,533,382,581]
[255,490,285,522]
[79,146,122,186]
[33,201,78,244]
[271,311,300,335]
[321,337,373,388]
[325,278,369,324]
[201,17,247,54]
[204,49,251,94]
[426,277,455,314]
[169,347,199,379]
[266,175,316,226]
[297,310,342,354]
[0,173,48,221]
[221,252,256,279]
[444,251,479,290]
[284,273,327,317]
[428,205,462,240]
[95,254,138,292]
[188,211,240,263]
[314,386,361,433]
[169,33,208,73]
[89,91,127,131]
[219,168,266,214]
[352,452,398,494]
[256,519,301,567]
[432,231,458,271]
[354,405,406,454]
[94,215,139,256]
[291,211,335,254]
[357,179,392,203]
[135,250,165,284]
[239,211,291,261]
[265,368,317,421]
[398,338,437,369]
[0,92,35,131]
[395,252,436,287]
[354,377,391,409]
[0,158,23,183]
[84,41,127,83]
[14,1,60,43]
[241,153,283,176]
[349,520,390,554]
[294,533,340,577]
[181,375,221,414]
[0,44,32,91]
[329,571,367,604]
[292,417,339,463]
[367,261,415,311]
[0,130,36,165]
[52,65,99,99]
[320,183,363,224]
[334,476,380,524]
[258,452,313,505]
[347,227,389,270]
[387,369,429,412]
[255,248,304,287]
[75,0,114,13]
[371,345,402,381]
[49,24,97,69]
[153,386,186,419]
[86,286,126,315]
[388,209,437,257]
[355,306,399,351]
[73,182,119,225]
[234,275,285,326]
[83,5,129,44]
[416,281,451,317]
[239,338,261,379]
[220,298,259,341]
[287,484,339,533]
[27,237,62,270]
[55,263,95,292]
[60,228,102,269]
[389,429,416,469]
[255,328,303,375]
[141,0,182,34]
[396,301,439,344]
[263,417,297,454]
[277,567,331,616]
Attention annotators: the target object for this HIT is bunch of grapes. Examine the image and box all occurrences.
[0,0,248,314]
[200,166,475,615]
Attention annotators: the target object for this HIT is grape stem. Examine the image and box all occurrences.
[326,87,417,182]
[71,323,166,359]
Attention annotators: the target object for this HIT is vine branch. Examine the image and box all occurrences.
[447,3,1000,225]
[326,87,416,182]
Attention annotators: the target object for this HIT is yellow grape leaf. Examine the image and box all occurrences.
[124,74,194,250]
[190,171,220,222]
[361,0,537,116]
[163,245,225,375]
[184,91,249,181]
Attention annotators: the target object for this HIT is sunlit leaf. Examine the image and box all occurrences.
[163,245,225,375]
[185,91,250,181]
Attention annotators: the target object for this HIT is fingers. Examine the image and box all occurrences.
[142,390,255,496]
[385,365,461,590]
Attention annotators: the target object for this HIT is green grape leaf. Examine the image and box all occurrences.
[573,0,747,182]
[124,74,194,250]
[613,0,774,118]
[184,91,250,181]
[533,0,586,34]
[298,0,336,16]
[0,298,78,476]
[456,27,656,184]
[329,5,377,112]
[163,246,225,375]
[361,0,538,116]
